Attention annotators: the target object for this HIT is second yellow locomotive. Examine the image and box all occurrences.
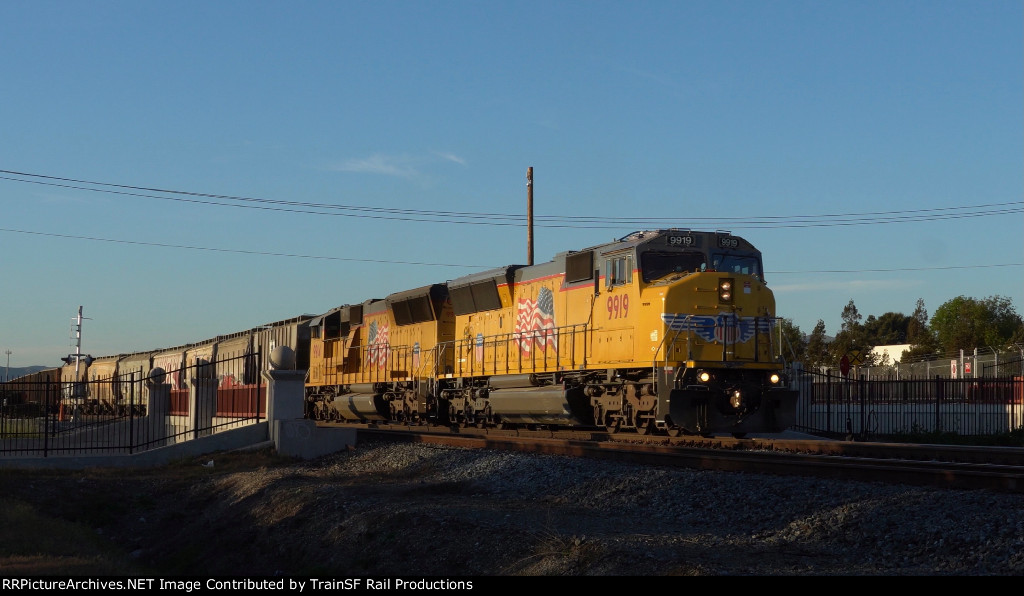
[305,229,797,436]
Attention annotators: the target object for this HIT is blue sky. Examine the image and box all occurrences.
[1,0,1021,368]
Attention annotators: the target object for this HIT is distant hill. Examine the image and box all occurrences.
[3,365,53,382]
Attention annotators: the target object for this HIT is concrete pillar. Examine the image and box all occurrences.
[263,345,304,447]
[145,367,171,447]
[263,345,355,458]
[189,377,218,439]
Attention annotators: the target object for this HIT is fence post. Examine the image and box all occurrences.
[44,378,52,456]
[858,373,867,441]
[934,375,943,433]
[825,372,832,434]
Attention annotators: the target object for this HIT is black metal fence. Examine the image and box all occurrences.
[792,368,1024,440]
[840,346,1024,380]
[0,353,263,458]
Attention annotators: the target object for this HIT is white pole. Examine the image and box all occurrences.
[73,306,83,377]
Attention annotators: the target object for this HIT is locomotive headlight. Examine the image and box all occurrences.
[729,390,743,409]
[698,371,711,383]
[770,373,781,385]
[718,278,734,303]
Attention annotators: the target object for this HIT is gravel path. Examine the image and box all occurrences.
[275,440,1024,576]
[12,438,1022,576]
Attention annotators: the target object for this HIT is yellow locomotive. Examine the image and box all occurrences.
[305,284,456,425]
[305,229,797,436]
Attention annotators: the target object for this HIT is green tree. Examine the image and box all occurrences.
[832,299,871,363]
[862,311,911,346]
[804,319,832,371]
[907,299,932,344]
[930,295,1024,352]
[778,318,807,364]
[904,298,940,359]
[841,299,863,333]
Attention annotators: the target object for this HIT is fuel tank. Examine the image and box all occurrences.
[327,384,388,421]
[487,385,591,426]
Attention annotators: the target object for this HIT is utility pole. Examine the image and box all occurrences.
[4,350,10,382]
[526,167,534,266]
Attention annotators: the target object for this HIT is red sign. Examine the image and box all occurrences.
[840,355,850,377]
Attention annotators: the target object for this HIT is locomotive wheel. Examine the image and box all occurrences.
[476,407,491,429]
[606,415,621,434]
[635,414,654,436]
[666,425,683,438]
[494,416,514,430]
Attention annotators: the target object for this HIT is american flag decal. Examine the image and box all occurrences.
[515,286,557,357]
[474,333,484,361]
[366,320,390,369]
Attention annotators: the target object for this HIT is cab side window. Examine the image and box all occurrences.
[605,254,633,288]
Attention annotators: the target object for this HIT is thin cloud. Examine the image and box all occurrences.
[434,151,467,166]
[331,151,467,178]
[333,154,419,178]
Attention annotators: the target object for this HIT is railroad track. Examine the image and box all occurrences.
[331,423,1024,494]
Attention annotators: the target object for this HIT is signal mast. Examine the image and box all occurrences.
[61,306,94,372]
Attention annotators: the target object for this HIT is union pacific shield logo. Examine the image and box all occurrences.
[660,313,772,344]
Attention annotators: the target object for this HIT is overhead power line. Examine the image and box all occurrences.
[0,227,479,268]
[1,168,1021,273]
[1,169,1021,229]
[0,226,1019,274]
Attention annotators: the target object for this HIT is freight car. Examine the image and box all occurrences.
[306,229,798,437]
[83,353,123,415]
[1,315,314,420]
[1,366,61,416]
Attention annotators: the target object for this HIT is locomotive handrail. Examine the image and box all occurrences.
[446,323,590,380]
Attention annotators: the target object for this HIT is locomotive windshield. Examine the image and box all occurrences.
[710,253,762,279]
[641,250,763,283]
[641,251,706,282]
